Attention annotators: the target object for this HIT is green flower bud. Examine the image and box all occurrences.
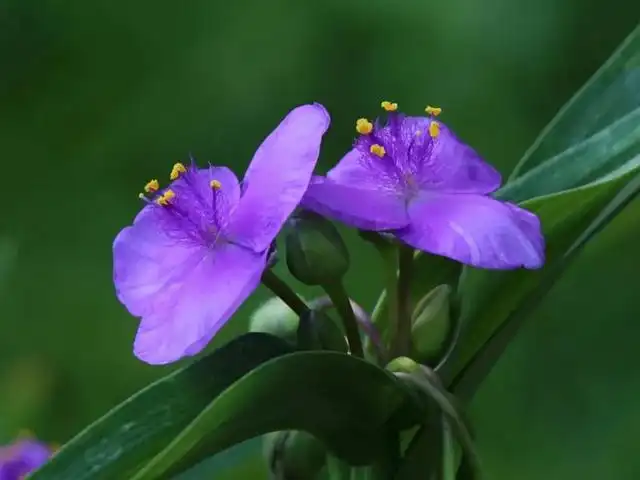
[285,211,350,286]
[249,297,348,353]
[386,356,421,374]
[263,430,327,479]
[249,297,301,346]
[410,285,451,362]
[384,357,424,430]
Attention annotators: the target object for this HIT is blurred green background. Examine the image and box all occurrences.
[1,1,639,478]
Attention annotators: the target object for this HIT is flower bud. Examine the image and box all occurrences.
[249,297,348,353]
[285,211,350,286]
[249,297,300,346]
[410,285,451,362]
[263,430,327,479]
[386,356,422,375]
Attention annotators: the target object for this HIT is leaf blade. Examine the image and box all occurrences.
[132,351,418,479]
[451,170,640,400]
[30,333,294,480]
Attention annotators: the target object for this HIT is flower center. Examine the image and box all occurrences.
[138,162,230,248]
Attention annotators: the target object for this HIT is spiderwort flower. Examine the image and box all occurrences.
[113,104,330,364]
[0,438,51,480]
[302,102,544,269]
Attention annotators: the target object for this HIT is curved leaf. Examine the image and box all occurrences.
[453,169,640,401]
[441,164,640,386]
[30,333,293,480]
[132,351,420,480]
[509,24,640,179]
[498,107,640,203]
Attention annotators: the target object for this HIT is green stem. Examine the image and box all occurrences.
[392,245,414,357]
[441,418,456,480]
[373,247,398,328]
[261,269,309,317]
[366,246,398,361]
[323,282,364,358]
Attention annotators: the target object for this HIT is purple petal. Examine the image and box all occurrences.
[396,193,544,269]
[228,103,330,252]
[302,176,409,230]
[385,116,501,194]
[114,208,266,364]
[0,439,50,479]
[133,243,266,364]
[114,207,203,318]
[326,149,404,192]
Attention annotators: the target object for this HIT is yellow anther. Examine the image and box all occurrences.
[144,179,160,193]
[170,162,187,180]
[210,179,222,190]
[370,144,386,157]
[429,121,441,138]
[156,189,175,206]
[355,118,373,135]
[381,101,398,112]
[138,193,146,200]
[425,105,442,116]
[164,189,175,201]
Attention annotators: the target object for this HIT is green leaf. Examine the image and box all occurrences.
[498,107,640,203]
[451,170,640,400]
[509,24,640,180]
[394,424,441,480]
[132,351,420,480]
[442,165,640,390]
[30,333,294,480]
[173,439,266,480]
[394,369,479,479]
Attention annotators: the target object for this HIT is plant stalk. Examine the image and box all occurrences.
[261,269,309,317]
[323,282,365,358]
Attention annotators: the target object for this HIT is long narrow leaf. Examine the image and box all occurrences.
[451,172,640,401]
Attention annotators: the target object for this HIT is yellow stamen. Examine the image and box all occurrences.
[164,189,175,201]
[156,189,175,206]
[425,105,442,116]
[144,179,160,193]
[170,162,187,180]
[210,179,222,190]
[138,193,146,200]
[370,144,386,157]
[381,101,398,112]
[355,118,373,135]
[429,121,440,138]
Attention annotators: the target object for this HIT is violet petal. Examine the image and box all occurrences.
[396,193,544,269]
[302,176,409,230]
[228,103,330,252]
[132,243,266,365]
[386,116,501,194]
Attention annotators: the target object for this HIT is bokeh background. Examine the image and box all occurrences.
[1,1,639,478]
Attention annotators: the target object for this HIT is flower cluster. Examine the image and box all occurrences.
[113,101,545,365]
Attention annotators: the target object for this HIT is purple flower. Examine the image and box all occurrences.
[302,102,544,269]
[113,104,330,364]
[0,439,51,480]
